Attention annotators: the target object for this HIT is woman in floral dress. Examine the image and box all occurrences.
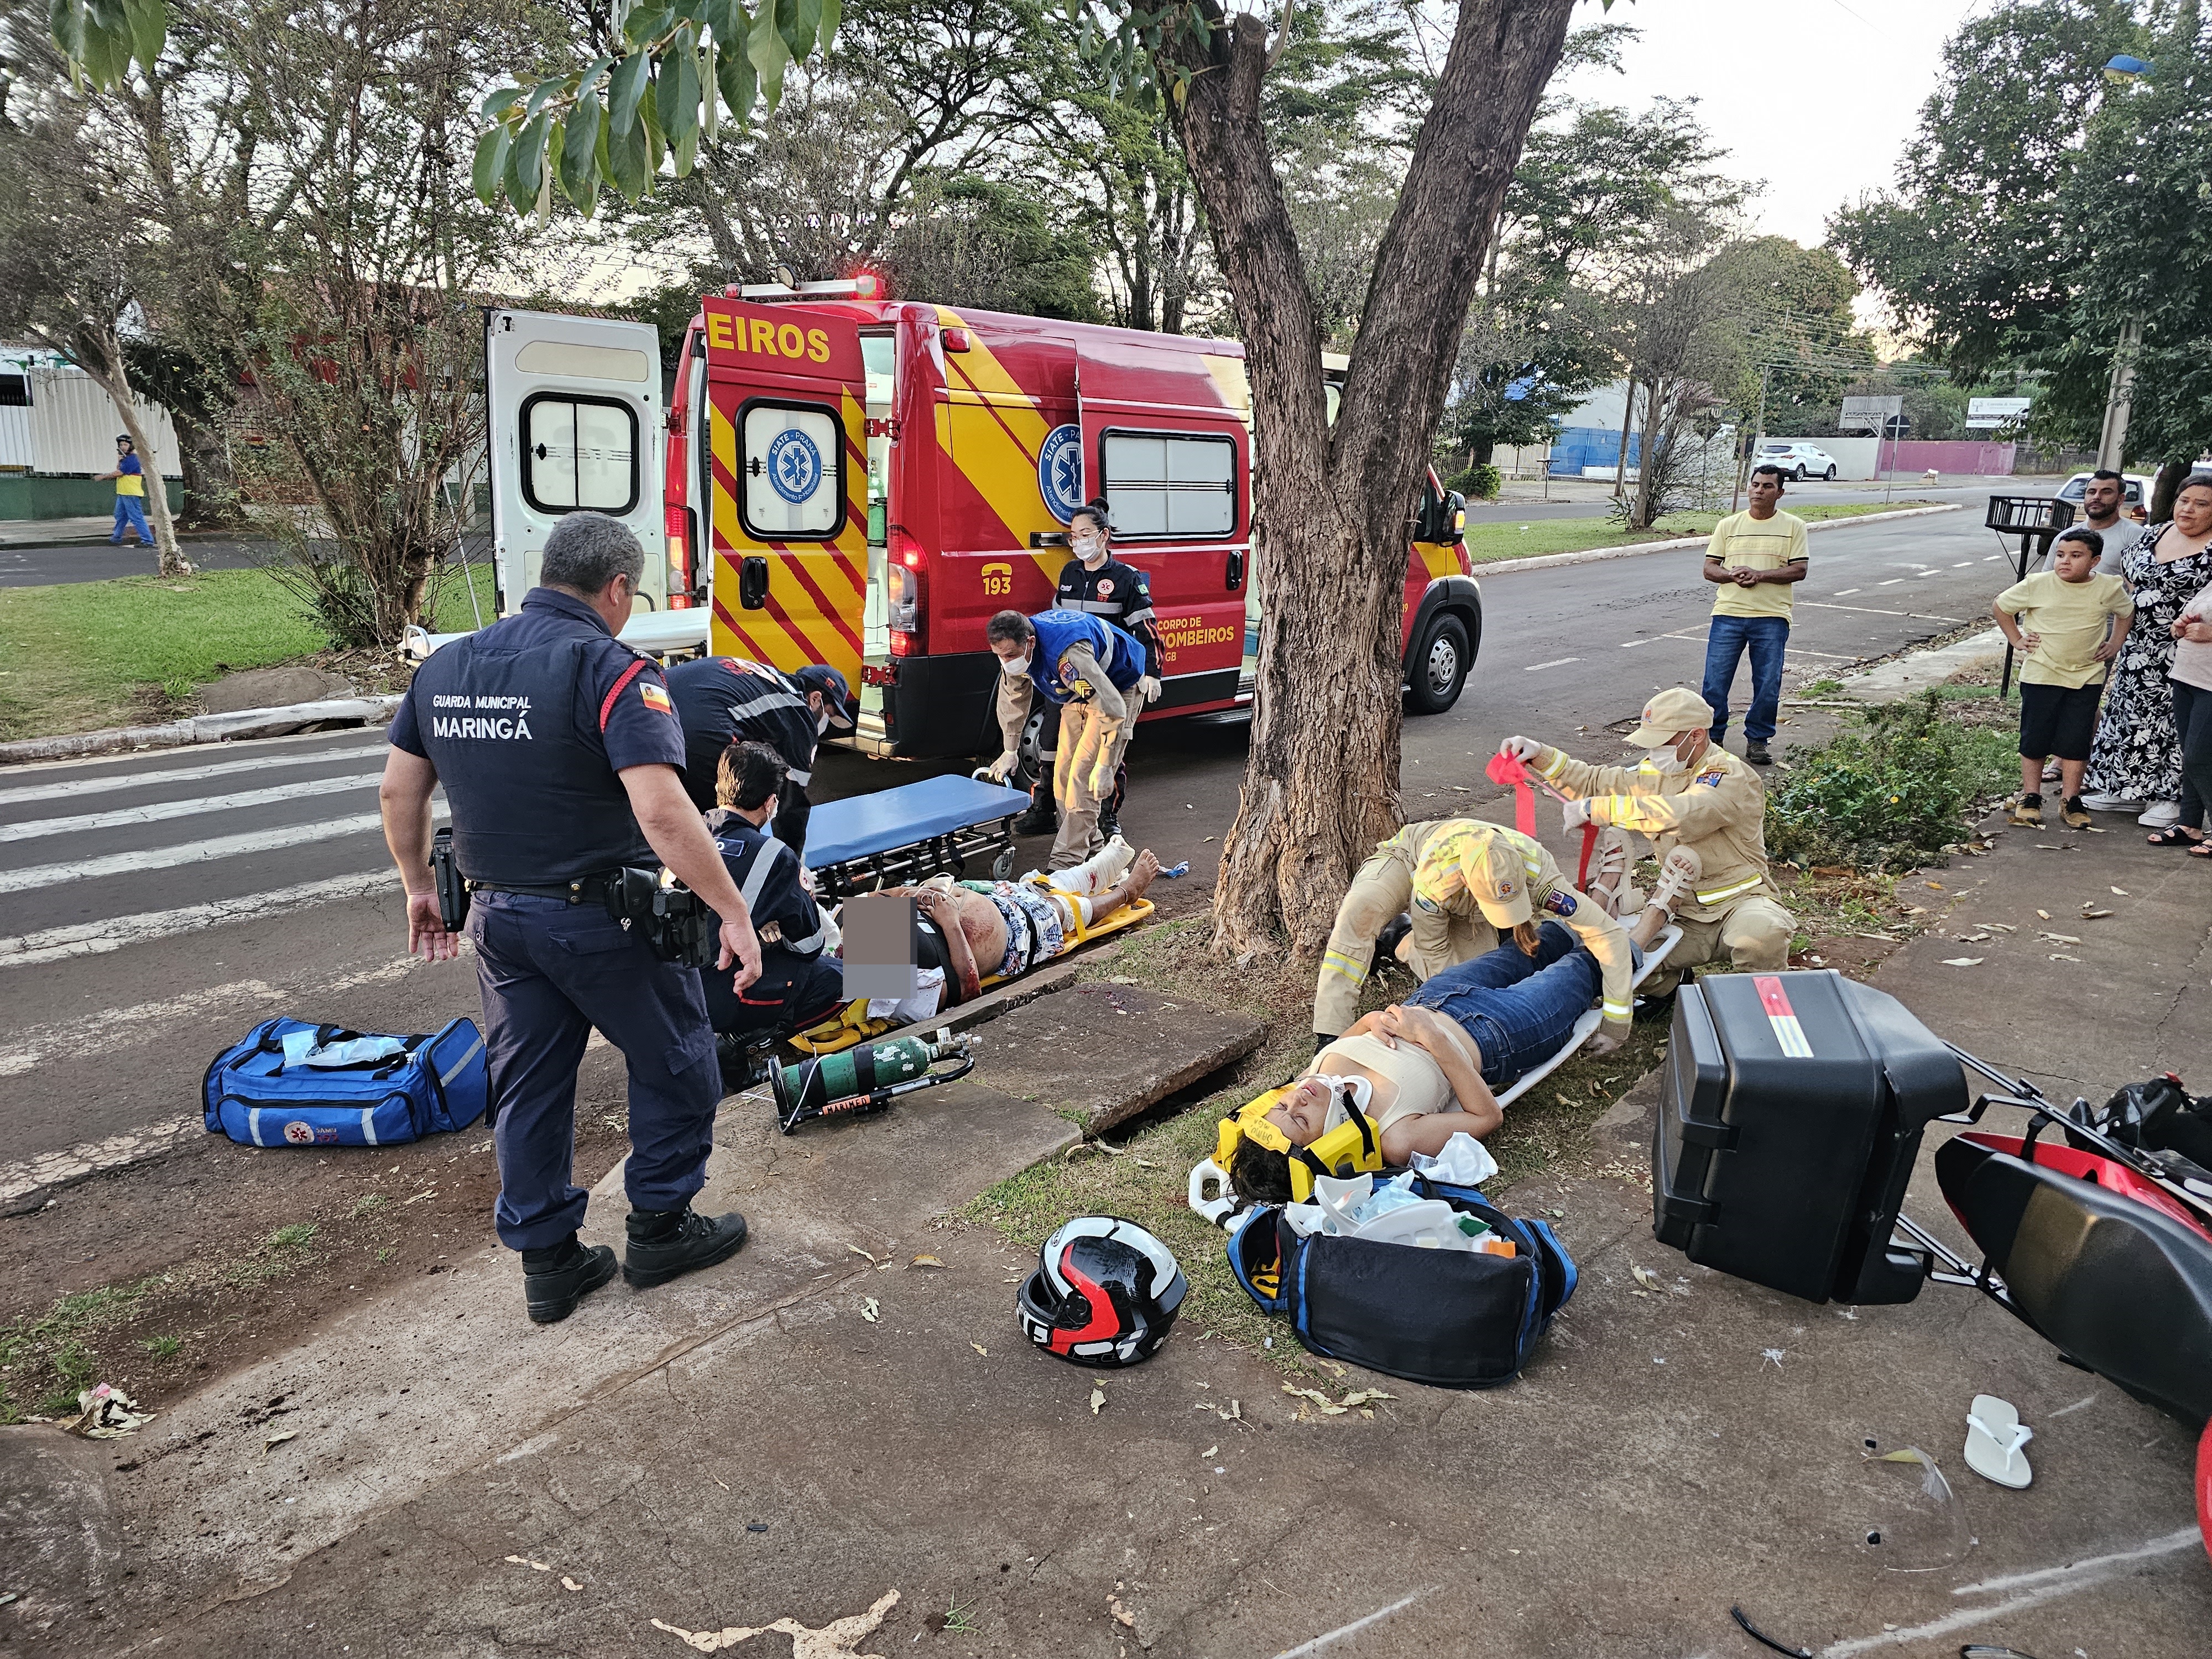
[2082,476,2212,826]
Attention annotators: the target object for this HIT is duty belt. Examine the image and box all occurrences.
[471,873,620,904]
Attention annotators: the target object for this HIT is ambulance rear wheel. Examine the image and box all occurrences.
[1404,614,1469,716]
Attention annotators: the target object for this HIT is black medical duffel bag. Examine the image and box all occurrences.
[1653,969,1965,1305]
[1226,1178,1577,1389]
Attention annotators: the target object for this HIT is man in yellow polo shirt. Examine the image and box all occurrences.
[1700,462,1808,766]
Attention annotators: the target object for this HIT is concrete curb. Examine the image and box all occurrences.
[0,694,403,766]
[1839,627,2009,698]
[1472,502,1964,577]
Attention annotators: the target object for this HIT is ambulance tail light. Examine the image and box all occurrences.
[887,528,926,656]
[665,503,696,607]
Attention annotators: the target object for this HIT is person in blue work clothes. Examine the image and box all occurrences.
[378,512,766,1326]
[96,435,153,545]
[665,655,858,851]
[1015,500,1165,842]
[983,607,1145,870]
[698,740,843,1077]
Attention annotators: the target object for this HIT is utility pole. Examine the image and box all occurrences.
[2095,317,2142,471]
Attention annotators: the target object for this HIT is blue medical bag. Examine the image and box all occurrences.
[202,1017,488,1148]
[1225,1177,1577,1388]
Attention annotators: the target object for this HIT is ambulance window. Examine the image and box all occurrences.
[738,398,846,541]
[862,333,895,546]
[521,394,639,515]
[1100,430,1237,539]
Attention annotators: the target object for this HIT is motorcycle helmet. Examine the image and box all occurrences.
[1016,1215,1188,1367]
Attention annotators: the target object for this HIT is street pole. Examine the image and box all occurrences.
[1734,363,1772,514]
[2095,316,2142,471]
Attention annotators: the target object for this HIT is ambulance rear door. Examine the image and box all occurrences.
[484,309,668,619]
[1078,339,1250,708]
[701,298,868,688]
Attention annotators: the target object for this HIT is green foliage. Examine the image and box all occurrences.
[269,1223,320,1250]
[1445,462,1501,502]
[0,1280,158,1423]
[141,1334,183,1358]
[1765,692,2017,871]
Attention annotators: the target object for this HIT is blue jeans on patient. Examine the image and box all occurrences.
[1702,613,1789,743]
[1402,923,1606,1089]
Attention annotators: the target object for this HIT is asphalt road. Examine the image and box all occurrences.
[0,539,270,587]
[0,500,2016,1173]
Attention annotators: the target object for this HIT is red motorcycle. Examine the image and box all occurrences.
[1898,1051,2212,1560]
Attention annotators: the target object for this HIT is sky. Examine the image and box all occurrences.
[1553,0,1987,252]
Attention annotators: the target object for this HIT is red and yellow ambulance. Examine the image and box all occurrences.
[478,280,1480,760]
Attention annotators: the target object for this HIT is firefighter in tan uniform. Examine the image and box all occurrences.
[1502,686,1792,1001]
[1310,818,1633,1053]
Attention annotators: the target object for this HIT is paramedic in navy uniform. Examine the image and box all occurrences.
[1016,499,1164,840]
[378,512,765,1326]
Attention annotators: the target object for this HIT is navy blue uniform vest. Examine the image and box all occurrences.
[1027,611,1145,706]
[410,625,654,885]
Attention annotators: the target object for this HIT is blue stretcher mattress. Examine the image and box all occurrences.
[802,774,1030,870]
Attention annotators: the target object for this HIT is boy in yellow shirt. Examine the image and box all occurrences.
[1993,527,2134,829]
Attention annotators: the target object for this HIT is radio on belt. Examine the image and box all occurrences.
[1653,969,1965,1305]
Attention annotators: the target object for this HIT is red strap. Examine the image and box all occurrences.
[599,659,649,732]
[1575,822,1599,890]
[1484,752,1538,837]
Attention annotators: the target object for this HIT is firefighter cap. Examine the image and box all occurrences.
[1627,686,1715,748]
[1462,836,1533,928]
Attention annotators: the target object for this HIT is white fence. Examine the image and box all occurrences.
[0,367,181,477]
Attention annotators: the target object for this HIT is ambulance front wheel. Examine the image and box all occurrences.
[1404,613,1469,716]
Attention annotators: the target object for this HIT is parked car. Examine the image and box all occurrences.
[2055,470,2154,523]
[1757,442,1839,482]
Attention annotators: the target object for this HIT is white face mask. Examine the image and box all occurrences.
[1001,654,1030,680]
[1645,748,1689,775]
[816,709,832,735]
[1072,531,1107,565]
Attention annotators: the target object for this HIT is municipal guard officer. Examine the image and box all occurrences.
[665,655,858,852]
[1503,686,1793,1005]
[983,606,1145,870]
[699,740,844,1067]
[1017,500,1164,841]
[379,512,765,1326]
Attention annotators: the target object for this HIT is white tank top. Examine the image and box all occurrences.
[1314,1031,1456,1131]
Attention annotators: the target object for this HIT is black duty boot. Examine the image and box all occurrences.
[1374,913,1412,967]
[1012,791,1057,836]
[521,1234,618,1325]
[1743,740,1772,766]
[1096,805,1121,842]
[623,1205,749,1288]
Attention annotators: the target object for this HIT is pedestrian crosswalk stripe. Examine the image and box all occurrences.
[0,808,440,898]
[0,869,400,967]
[0,740,383,805]
[0,771,384,843]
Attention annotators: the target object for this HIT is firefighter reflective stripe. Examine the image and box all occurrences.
[1322,948,1368,986]
[1697,873,1766,906]
[1602,998,1632,1022]
[1596,793,1684,833]
[739,838,786,912]
[1536,748,1570,782]
[1063,598,1123,614]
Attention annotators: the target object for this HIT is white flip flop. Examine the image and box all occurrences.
[1964,1394,2034,1488]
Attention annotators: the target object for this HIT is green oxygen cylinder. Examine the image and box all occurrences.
[770,1030,966,1133]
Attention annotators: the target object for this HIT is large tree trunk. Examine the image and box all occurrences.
[1166,0,1577,960]
[174,410,242,530]
[82,328,190,577]
[1467,436,1496,467]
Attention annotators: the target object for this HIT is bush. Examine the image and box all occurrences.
[1446,462,1501,502]
[1766,691,2017,870]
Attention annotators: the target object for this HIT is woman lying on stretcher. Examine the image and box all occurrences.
[1228,869,1682,1206]
[880,837,1161,1009]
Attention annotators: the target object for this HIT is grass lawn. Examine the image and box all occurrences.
[0,561,498,742]
[1463,499,1945,565]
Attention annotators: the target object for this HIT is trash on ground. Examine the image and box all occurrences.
[562,1576,583,1591]
[847,1244,877,1264]
[859,1298,879,1323]
[67,1383,153,1439]
[1940,958,1984,967]
[1159,861,1191,878]
[650,1587,900,1656]
[909,1254,945,1269]
[264,1427,299,1451]
[1729,1604,1812,1657]
[1201,1444,1217,1458]
[971,1343,988,1357]
[1089,1387,1106,1415]
[1407,1131,1499,1187]
[1964,1394,2034,1488]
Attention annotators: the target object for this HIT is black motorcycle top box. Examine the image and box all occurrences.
[1654,969,1966,1305]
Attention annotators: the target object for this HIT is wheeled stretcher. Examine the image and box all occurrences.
[786,773,1156,1058]
[1186,924,1682,1229]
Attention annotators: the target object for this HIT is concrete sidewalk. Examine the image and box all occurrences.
[6,823,2208,1657]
